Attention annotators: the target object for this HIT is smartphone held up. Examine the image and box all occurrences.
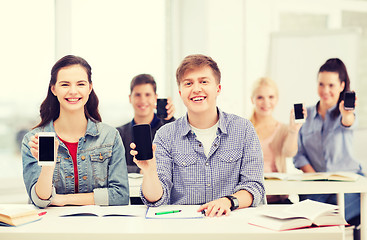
[343,91,356,110]
[38,132,56,166]
[294,103,305,123]
[133,124,153,160]
[157,98,168,119]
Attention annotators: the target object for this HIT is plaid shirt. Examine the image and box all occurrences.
[141,108,265,207]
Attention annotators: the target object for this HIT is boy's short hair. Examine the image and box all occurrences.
[176,54,221,86]
[130,74,157,94]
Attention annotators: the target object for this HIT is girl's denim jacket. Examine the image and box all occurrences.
[22,119,129,208]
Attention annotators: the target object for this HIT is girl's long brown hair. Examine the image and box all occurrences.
[34,55,101,128]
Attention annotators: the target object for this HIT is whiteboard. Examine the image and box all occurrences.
[267,28,361,124]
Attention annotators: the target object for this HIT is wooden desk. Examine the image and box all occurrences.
[129,175,367,240]
[0,205,343,240]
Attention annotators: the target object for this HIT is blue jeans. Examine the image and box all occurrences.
[299,193,360,222]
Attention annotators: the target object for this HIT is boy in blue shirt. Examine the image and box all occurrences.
[131,54,265,217]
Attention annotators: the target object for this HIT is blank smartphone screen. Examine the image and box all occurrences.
[133,124,153,160]
[157,99,168,119]
[39,136,55,161]
[344,92,355,109]
[294,104,304,120]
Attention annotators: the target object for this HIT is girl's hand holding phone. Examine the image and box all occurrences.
[28,133,59,166]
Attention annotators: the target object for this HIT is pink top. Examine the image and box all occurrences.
[260,123,281,173]
[260,123,290,203]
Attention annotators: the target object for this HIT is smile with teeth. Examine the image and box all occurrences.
[138,105,149,110]
[66,98,81,102]
[191,96,206,102]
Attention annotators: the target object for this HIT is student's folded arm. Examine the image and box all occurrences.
[51,192,94,206]
[236,123,265,207]
[140,131,172,207]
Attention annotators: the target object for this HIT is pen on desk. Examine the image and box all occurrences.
[38,211,47,216]
[155,210,181,215]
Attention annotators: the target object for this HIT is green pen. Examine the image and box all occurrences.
[155,210,182,215]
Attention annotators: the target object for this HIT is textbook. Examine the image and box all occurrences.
[264,172,360,182]
[59,205,146,217]
[248,199,347,231]
[301,172,360,181]
[0,204,42,226]
[146,205,204,219]
[264,172,301,181]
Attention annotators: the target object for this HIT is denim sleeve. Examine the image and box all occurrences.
[21,132,44,207]
[236,122,265,206]
[104,131,129,206]
[30,184,56,208]
[22,132,58,208]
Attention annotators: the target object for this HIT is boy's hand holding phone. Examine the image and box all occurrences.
[132,124,153,160]
[130,142,157,173]
[157,97,175,120]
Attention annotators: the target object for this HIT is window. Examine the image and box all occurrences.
[0,0,54,203]
[70,0,166,126]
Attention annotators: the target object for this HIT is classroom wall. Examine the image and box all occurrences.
[169,0,367,173]
[1,0,367,203]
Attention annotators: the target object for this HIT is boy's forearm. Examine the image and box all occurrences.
[233,190,253,209]
[142,169,164,202]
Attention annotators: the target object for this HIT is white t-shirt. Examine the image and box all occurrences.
[190,121,219,157]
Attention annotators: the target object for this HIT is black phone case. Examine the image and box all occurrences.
[294,103,304,120]
[157,99,168,119]
[133,124,153,160]
[344,92,355,109]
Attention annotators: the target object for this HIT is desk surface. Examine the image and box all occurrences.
[265,176,367,195]
[128,175,367,240]
[129,174,367,197]
[0,205,343,240]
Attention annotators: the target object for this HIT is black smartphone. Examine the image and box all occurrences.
[344,91,355,110]
[294,103,305,123]
[132,124,153,160]
[38,132,56,166]
[157,98,168,119]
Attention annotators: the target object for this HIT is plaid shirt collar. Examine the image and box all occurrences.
[179,107,228,137]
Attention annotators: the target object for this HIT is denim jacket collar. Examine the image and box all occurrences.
[43,119,100,137]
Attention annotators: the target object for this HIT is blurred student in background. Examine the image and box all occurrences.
[293,58,363,228]
[250,77,305,204]
[22,55,129,208]
[117,74,175,174]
